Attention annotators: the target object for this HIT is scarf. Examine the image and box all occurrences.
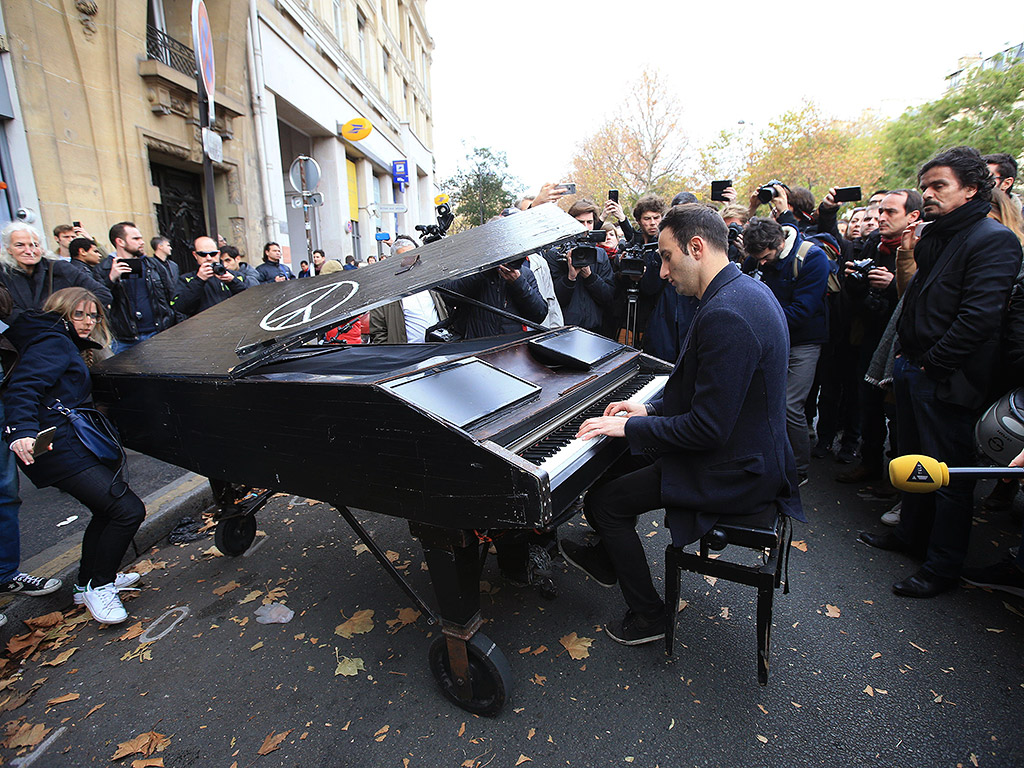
[877,233,902,258]
[913,198,991,274]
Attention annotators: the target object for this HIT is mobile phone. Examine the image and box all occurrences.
[834,186,862,203]
[119,257,143,276]
[374,232,391,241]
[557,183,577,195]
[608,190,618,203]
[914,221,929,238]
[710,180,732,202]
[33,426,57,456]
[503,256,527,271]
[72,221,81,229]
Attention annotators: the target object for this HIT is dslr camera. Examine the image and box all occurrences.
[727,222,743,243]
[210,262,228,276]
[757,180,790,205]
[553,229,608,270]
[847,258,875,281]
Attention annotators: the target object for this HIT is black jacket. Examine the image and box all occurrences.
[543,247,615,333]
[898,200,1022,410]
[442,264,547,339]
[1,258,112,323]
[172,270,247,317]
[840,230,899,343]
[99,255,176,342]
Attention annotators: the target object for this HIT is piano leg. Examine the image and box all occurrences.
[411,523,513,716]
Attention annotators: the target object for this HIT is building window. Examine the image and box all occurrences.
[357,11,367,73]
[333,0,343,41]
[382,47,391,102]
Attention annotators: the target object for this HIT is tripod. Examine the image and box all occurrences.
[623,284,640,348]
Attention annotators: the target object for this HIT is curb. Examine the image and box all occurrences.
[0,471,214,629]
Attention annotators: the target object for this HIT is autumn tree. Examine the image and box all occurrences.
[443,146,524,231]
[566,70,694,213]
[879,57,1024,189]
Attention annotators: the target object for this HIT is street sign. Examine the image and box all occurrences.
[378,203,407,214]
[307,193,324,207]
[340,118,372,142]
[202,127,222,163]
[391,160,409,185]
[289,156,321,193]
[191,0,215,118]
[290,193,324,208]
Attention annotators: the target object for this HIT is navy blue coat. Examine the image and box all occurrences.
[623,263,805,544]
[2,311,100,487]
[750,226,829,346]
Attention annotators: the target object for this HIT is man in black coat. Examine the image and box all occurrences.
[860,146,1023,597]
[171,236,247,318]
[561,204,804,644]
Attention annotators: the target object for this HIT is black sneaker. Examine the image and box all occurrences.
[961,557,1024,598]
[0,572,62,596]
[559,540,617,588]
[604,609,667,646]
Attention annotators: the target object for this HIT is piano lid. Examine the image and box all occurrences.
[94,205,585,379]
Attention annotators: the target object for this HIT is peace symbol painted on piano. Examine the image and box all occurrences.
[259,280,360,331]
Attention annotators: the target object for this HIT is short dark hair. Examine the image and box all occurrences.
[301,260,308,267]
[742,217,786,256]
[870,189,890,200]
[567,199,600,226]
[150,235,169,251]
[69,237,96,260]
[633,194,666,222]
[983,153,1018,185]
[919,146,995,203]
[109,221,136,248]
[262,241,279,262]
[220,245,240,259]
[345,255,355,264]
[53,224,74,238]
[788,187,815,217]
[312,249,325,258]
[659,203,729,254]
[885,189,924,217]
[671,191,698,206]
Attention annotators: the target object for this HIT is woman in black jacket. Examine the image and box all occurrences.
[3,287,144,624]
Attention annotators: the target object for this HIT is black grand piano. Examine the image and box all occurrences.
[92,205,671,715]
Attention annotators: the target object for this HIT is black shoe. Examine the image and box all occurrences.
[836,464,880,484]
[604,609,667,646]
[835,444,858,464]
[961,556,1024,598]
[892,569,957,598]
[559,540,617,588]
[811,441,832,459]
[858,530,910,553]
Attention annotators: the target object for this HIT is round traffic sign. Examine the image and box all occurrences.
[340,118,372,142]
[289,156,322,193]
[191,0,215,114]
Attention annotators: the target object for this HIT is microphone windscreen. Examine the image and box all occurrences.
[889,454,948,493]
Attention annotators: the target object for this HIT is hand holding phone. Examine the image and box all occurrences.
[556,183,577,195]
[710,180,732,202]
[33,426,57,457]
[833,186,862,203]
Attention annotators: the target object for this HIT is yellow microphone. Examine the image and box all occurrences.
[889,454,1024,493]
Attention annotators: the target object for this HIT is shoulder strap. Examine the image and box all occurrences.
[791,240,814,279]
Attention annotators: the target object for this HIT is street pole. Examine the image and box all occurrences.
[199,91,218,241]
[299,157,313,265]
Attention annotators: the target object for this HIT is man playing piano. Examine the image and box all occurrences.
[561,203,804,645]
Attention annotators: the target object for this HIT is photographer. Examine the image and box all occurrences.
[747,181,816,232]
[441,260,546,339]
[543,200,616,334]
[720,203,748,263]
[171,236,248,319]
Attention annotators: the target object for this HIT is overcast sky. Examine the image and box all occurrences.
[425,1,1024,192]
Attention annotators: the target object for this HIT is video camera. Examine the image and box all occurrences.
[757,180,790,205]
[415,202,455,244]
[618,241,658,278]
[551,229,608,270]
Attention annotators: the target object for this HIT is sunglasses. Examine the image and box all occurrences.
[196,250,220,258]
[72,310,99,321]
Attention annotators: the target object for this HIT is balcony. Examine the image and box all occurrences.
[146,25,195,78]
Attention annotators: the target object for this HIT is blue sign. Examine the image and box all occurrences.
[391,160,409,185]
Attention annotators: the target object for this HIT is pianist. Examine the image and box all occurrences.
[561,203,804,646]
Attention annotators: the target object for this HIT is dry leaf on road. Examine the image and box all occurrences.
[386,607,421,633]
[131,759,164,768]
[258,729,292,755]
[531,674,546,686]
[825,605,841,618]
[213,581,241,596]
[374,725,389,742]
[24,612,64,630]
[3,721,51,749]
[112,730,171,760]
[334,655,365,677]
[559,633,593,660]
[791,540,808,552]
[45,692,80,706]
[239,590,262,605]
[335,609,374,638]
[515,756,532,765]
[42,648,76,667]
[118,622,146,642]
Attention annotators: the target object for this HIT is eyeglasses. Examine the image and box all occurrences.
[196,251,220,258]
[72,310,99,321]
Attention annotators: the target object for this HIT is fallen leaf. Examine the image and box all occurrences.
[250,641,264,651]
[3,721,51,749]
[24,612,65,630]
[515,756,532,765]
[791,540,808,552]
[385,550,400,562]
[131,760,164,768]
[645,531,657,537]
[213,580,241,596]
[527,727,536,740]
[531,673,546,686]
[129,559,165,576]
[257,729,292,755]
[825,605,841,618]
[201,546,223,558]
[703,575,718,587]
[864,685,875,697]
[720,607,730,619]
[757,704,768,714]
[112,731,171,760]
[386,607,422,633]
[755,735,768,744]
[559,632,593,660]
[352,543,369,556]
[871,652,882,660]
[985,628,1005,633]
[518,646,532,655]
[118,622,146,642]
[791,701,801,708]
[909,642,929,653]
[677,600,688,613]
[458,722,465,737]
[335,609,375,639]
[334,656,365,677]
[42,648,77,667]
[46,692,80,706]
[531,645,547,655]
[970,753,979,767]
[374,724,389,742]
[84,702,105,719]
[239,590,263,605]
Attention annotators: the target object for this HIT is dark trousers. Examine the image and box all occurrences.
[584,458,664,616]
[858,337,896,470]
[54,464,145,588]
[815,337,860,449]
[893,356,977,579]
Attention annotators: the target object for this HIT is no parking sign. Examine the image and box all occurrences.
[192,0,215,119]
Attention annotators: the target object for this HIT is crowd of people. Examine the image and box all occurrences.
[0,144,1022,636]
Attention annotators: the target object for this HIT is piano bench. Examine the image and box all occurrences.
[663,509,792,685]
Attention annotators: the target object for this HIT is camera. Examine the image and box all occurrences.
[552,229,607,271]
[618,241,657,278]
[211,262,228,276]
[15,208,37,224]
[848,257,875,281]
[415,202,454,244]
[756,180,789,205]
[727,222,743,243]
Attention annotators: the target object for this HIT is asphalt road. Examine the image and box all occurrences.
[1,453,1022,767]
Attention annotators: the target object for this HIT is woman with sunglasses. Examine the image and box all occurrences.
[3,287,145,624]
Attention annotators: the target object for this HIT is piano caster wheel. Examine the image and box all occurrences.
[428,632,512,717]
[215,515,257,557]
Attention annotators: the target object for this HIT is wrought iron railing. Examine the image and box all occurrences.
[146,25,195,77]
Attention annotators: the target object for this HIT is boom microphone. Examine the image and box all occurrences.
[888,454,1024,493]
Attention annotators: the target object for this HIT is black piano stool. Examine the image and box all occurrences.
[664,508,792,685]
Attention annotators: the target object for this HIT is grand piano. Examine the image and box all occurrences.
[91,205,671,715]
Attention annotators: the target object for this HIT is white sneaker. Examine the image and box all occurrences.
[73,572,142,605]
[0,613,7,629]
[81,581,128,624]
[881,502,902,527]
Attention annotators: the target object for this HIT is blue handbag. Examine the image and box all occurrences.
[46,399,124,466]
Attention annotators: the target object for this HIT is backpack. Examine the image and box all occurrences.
[791,233,842,295]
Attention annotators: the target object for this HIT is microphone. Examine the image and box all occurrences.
[888,454,1024,493]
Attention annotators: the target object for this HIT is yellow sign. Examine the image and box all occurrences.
[434,194,450,205]
[340,118,372,141]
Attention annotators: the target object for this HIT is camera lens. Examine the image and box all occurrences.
[757,187,775,205]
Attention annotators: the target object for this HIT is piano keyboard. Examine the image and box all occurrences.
[518,373,668,487]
